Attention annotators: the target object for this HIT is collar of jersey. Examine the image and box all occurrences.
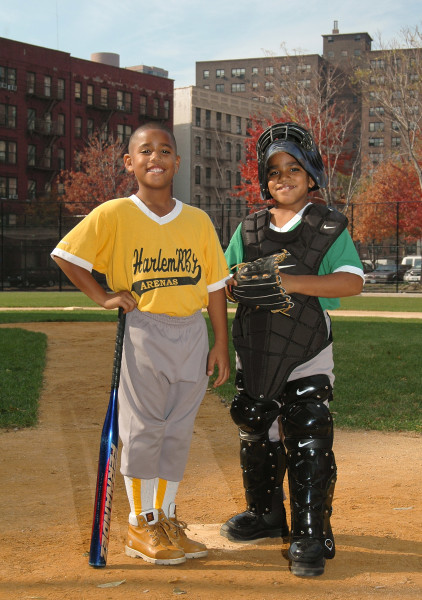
[130,194,182,224]
[269,202,312,232]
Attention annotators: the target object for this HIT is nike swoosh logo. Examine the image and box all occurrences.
[323,224,337,229]
[298,440,313,447]
[296,387,314,395]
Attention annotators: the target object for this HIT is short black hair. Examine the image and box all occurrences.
[128,122,177,154]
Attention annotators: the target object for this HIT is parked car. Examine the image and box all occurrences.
[364,264,405,283]
[7,268,57,288]
[403,268,421,283]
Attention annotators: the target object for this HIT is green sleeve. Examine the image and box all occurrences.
[224,223,244,271]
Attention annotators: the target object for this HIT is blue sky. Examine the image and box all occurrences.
[1,0,421,87]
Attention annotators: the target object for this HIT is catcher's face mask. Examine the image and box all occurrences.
[256,122,327,200]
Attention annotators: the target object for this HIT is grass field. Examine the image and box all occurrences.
[0,292,421,432]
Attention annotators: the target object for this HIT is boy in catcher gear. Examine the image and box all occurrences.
[221,122,364,577]
[52,123,230,565]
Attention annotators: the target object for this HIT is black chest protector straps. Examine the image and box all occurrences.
[232,203,348,401]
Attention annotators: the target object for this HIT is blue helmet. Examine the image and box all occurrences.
[256,122,327,199]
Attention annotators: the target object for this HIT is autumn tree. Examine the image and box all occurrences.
[237,49,360,209]
[354,25,422,191]
[59,134,136,214]
[353,152,422,250]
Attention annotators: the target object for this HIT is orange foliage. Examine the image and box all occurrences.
[59,135,136,215]
[353,155,422,243]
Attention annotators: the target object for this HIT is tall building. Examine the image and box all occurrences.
[0,37,174,204]
[173,86,274,247]
[195,23,420,172]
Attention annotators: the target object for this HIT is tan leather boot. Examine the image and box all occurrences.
[159,507,208,559]
[125,509,186,565]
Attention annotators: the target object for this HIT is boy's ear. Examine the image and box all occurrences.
[308,177,316,190]
[123,153,133,172]
[175,155,181,173]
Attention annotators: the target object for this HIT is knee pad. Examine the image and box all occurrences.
[230,391,280,435]
[280,375,333,450]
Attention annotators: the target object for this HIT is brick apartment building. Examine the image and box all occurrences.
[173,86,274,247]
[0,37,173,205]
[195,22,418,171]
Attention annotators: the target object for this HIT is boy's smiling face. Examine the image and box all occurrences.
[124,128,180,192]
[266,151,315,211]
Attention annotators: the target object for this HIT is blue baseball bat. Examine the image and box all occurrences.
[89,308,126,568]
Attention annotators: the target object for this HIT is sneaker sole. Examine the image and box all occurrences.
[125,545,186,565]
[290,558,325,577]
[184,549,208,559]
[220,524,288,542]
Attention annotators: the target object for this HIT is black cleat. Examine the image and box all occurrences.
[220,510,289,542]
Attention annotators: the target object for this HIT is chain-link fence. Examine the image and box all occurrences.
[1,198,421,292]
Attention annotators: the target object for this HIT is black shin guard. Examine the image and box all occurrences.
[280,375,336,576]
[220,430,289,541]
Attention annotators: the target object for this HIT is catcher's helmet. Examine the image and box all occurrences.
[256,122,327,199]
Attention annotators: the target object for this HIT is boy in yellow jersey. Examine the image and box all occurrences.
[52,123,230,565]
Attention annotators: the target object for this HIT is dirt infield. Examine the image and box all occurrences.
[0,322,421,600]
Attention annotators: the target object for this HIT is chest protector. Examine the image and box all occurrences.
[232,203,348,401]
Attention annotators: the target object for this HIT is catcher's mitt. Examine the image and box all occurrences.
[227,251,294,315]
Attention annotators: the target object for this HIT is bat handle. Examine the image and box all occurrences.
[111,307,126,389]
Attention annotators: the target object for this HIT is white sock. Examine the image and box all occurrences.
[124,476,156,525]
[154,479,180,517]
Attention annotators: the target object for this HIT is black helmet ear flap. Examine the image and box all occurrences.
[256,122,327,199]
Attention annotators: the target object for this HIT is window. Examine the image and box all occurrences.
[75,117,82,138]
[205,196,211,212]
[225,141,231,160]
[216,69,225,78]
[369,122,384,132]
[28,144,36,166]
[87,84,94,106]
[57,148,65,170]
[75,82,82,101]
[369,137,384,147]
[297,64,311,72]
[195,166,201,184]
[236,197,241,216]
[203,70,210,79]
[226,170,232,188]
[195,136,201,155]
[216,84,224,92]
[117,124,132,144]
[195,107,201,127]
[265,81,274,90]
[0,176,17,198]
[163,99,170,119]
[231,83,245,92]
[100,123,109,142]
[57,113,65,136]
[391,121,400,131]
[140,95,147,115]
[41,147,51,169]
[236,116,241,134]
[205,167,211,184]
[236,171,241,186]
[87,119,94,137]
[0,140,17,164]
[226,114,231,131]
[327,51,334,58]
[252,67,258,75]
[100,87,108,108]
[281,65,290,73]
[236,143,241,161]
[341,50,348,57]
[205,138,211,157]
[252,82,258,89]
[369,106,384,116]
[28,180,36,199]
[0,104,17,128]
[216,112,222,130]
[0,66,16,88]
[194,195,201,207]
[225,198,231,213]
[153,98,159,117]
[27,108,36,131]
[354,49,361,57]
[392,136,401,147]
[370,59,385,69]
[298,79,311,88]
[205,110,211,128]
[265,66,274,75]
[369,152,383,163]
[231,68,245,78]
[117,91,132,112]
[26,72,35,94]
[44,75,52,97]
[57,78,65,100]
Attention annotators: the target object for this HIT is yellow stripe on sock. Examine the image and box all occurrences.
[132,478,142,515]
[154,478,167,510]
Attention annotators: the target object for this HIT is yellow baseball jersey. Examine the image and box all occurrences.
[52,195,229,317]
